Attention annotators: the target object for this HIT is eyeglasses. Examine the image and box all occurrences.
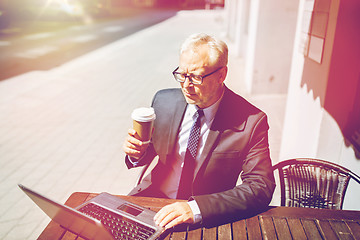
[172,66,223,85]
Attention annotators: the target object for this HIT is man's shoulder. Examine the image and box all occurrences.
[152,88,183,102]
[213,87,268,130]
[223,87,264,115]
[155,88,182,97]
[151,88,185,108]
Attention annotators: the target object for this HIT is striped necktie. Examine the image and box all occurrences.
[177,109,203,199]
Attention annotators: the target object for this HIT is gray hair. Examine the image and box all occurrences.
[180,33,228,67]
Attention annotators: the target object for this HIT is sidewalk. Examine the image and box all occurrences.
[0,9,285,239]
[0,7,168,37]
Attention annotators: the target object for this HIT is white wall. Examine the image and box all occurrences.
[245,0,298,94]
[225,0,298,94]
[280,0,360,210]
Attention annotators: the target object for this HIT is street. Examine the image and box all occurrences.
[0,8,177,81]
[0,8,231,239]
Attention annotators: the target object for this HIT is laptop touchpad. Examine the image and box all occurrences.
[117,203,143,216]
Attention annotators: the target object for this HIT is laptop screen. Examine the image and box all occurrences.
[18,184,114,240]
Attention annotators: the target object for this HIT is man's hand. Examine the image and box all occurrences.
[123,129,149,159]
[154,202,194,229]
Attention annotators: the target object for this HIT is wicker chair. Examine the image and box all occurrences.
[272,158,360,209]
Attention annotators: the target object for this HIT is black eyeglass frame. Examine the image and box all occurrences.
[172,66,224,85]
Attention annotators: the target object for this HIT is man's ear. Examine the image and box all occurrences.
[219,66,228,83]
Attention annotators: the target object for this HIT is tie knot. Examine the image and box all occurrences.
[194,109,203,120]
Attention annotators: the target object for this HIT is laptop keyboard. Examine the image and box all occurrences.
[79,203,156,240]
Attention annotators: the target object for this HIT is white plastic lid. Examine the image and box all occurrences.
[131,107,156,122]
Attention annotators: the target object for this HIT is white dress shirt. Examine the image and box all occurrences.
[159,90,224,223]
[159,101,222,198]
[130,89,224,223]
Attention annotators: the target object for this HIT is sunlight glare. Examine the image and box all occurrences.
[36,0,94,24]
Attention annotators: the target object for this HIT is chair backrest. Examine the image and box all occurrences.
[272,158,360,209]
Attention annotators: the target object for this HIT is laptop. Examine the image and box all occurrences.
[18,184,165,240]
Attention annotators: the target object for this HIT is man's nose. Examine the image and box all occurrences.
[183,76,193,88]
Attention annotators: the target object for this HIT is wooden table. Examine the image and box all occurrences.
[38,192,360,240]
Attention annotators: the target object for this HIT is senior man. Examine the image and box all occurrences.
[123,33,275,228]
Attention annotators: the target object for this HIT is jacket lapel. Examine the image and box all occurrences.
[193,87,230,177]
[166,94,187,155]
[194,129,220,177]
[193,86,247,178]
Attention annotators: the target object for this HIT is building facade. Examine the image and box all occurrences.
[226,0,360,209]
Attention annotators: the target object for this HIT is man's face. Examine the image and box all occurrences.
[178,45,226,109]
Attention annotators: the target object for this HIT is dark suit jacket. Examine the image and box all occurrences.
[126,87,275,227]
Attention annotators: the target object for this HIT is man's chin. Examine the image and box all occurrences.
[184,96,197,105]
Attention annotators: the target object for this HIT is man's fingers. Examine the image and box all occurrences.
[157,211,178,228]
[162,216,183,229]
[123,146,141,157]
[123,129,151,159]
[154,202,194,229]
[123,137,141,155]
[154,205,171,224]
[126,133,143,147]
[128,128,137,136]
[126,129,151,148]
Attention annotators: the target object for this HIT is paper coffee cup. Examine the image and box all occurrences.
[131,107,156,143]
